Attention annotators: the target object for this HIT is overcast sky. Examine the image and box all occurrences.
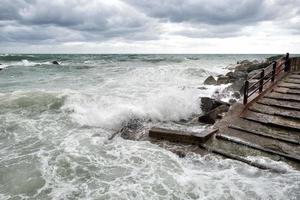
[0,0,299,53]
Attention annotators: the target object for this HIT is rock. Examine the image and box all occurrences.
[246,62,270,73]
[252,60,260,64]
[234,63,252,72]
[52,61,59,65]
[174,150,186,158]
[198,104,230,124]
[203,76,217,85]
[232,91,241,99]
[248,69,262,78]
[230,79,246,94]
[197,86,207,90]
[216,75,231,85]
[120,119,145,140]
[266,55,283,62]
[229,99,237,104]
[240,60,251,65]
[201,97,230,113]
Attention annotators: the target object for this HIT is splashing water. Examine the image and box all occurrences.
[0,54,299,200]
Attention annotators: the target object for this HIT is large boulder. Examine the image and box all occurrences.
[201,97,230,113]
[239,60,252,65]
[203,76,217,85]
[198,104,230,124]
[216,75,231,85]
[266,55,284,62]
[246,62,270,73]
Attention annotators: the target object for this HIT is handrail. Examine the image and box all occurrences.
[243,53,290,105]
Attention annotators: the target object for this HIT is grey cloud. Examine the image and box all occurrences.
[125,0,299,25]
[0,0,299,46]
[0,0,156,43]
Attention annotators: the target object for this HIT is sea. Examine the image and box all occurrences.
[0,54,299,200]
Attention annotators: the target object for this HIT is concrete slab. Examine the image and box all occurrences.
[149,127,217,144]
[265,92,300,102]
[216,134,300,162]
[273,87,300,95]
[249,103,300,120]
[284,79,300,84]
[277,82,300,89]
[229,124,300,145]
[289,74,300,79]
[258,98,300,111]
[242,110,300,131]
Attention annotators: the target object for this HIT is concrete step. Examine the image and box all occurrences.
[289,74,300,79]
[223,127,300,155]
[242,110,300,131]
[277,82,300,90]
[228,118,300,140]
[258,97,300,111]
[149,127,217,144]
[200,143,286,173]
[284,78,300,84]
[216,134,300,163]
[265,92,300,102]
[249,103,300,120]
[273,87,300,95]
[229,124,300,145]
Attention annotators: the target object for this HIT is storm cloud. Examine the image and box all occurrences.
[0,0,299,53]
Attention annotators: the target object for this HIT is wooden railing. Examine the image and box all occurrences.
[243,53,290,105]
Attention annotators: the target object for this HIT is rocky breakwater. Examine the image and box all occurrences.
[200,55,283,125]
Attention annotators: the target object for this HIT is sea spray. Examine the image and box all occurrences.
[1,54,299,199]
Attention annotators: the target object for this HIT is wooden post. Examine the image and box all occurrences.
[271,61,276,82]
[243,80,249,105]
[284,53,290,72]
[259,69,264,93]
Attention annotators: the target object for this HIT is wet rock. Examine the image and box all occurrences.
[232,91,241,99]
[174,150,186,158]
[248,69,262,78]
[201,97,230,113]
[52,61,59,65]
[216,75,231,85]
[198,104,230,124]
[229,99,237,104]
[239,60,251,65]
[266,55,283,62]
[197,86,207,90]
[230,71,248,80]
[230,79,246,94]
[246,62,270,73]
[203,76,217,85]
[120,119,145,140]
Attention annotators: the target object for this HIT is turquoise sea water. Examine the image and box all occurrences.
[0,54,299,199]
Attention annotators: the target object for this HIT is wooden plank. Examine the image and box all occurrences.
[242,110,300,131]
[149,127,217,144]
[265,92,300,102]
[216,134,300,163]
[277,82,300,90]
[273,87,300,95]
[249,103,300,120]
[258,97,300,111]
[229,125,300,145]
